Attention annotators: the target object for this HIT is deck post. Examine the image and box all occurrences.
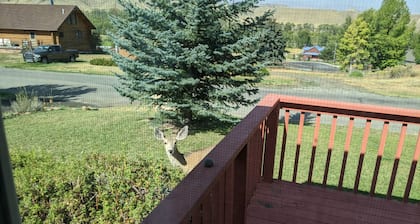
[262,103,280,182]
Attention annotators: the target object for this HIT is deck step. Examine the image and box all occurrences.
[246,181,420,224]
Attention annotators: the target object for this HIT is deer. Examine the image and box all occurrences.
[154,125,214,173]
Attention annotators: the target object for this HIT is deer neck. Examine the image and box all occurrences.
[166,149,187,167]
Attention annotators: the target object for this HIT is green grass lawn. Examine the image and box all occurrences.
[0,53,120,76]
[4,106,224,160]
[3,106,225,222]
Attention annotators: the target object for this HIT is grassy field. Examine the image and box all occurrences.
[4,107,224,159]
[0,53,120,76]
[4,106,225,222]
[269,66,420,98]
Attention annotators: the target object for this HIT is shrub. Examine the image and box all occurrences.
[11,150,184,223]
[384,65,414,78]
[349,70,364,77]
[11,88,43,114]
[89,58,117,66]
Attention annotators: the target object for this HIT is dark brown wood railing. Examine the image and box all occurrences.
[143,94,420,223]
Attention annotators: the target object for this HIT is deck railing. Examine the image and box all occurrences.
[143,94,420,224]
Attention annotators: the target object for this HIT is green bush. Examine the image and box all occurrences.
[379,65,415,78]
[89,58,117,66]
[349,70,364,77]
[11,150,183,223]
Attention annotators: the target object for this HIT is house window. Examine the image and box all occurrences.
[59,32,64,38]
[67,12,77,25]
[30,32,35,39]
[75,30,83,39]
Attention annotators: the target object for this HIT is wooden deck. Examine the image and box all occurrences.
[246,181,420,224]
[143,94,420,224]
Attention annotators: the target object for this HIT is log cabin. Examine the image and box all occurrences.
[0,4,96,52]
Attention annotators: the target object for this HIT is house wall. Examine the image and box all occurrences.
[0,29,54,48]
[0,10,95,52]
[57,11,94,52]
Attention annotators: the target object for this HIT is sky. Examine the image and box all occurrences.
[261,0,420,14]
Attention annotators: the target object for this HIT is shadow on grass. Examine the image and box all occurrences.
[0,84,97,108]
[279,112,316,126]
[188,114,238,135]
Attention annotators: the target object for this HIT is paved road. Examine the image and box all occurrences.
[283,61,340,73]
[1,67,420,111]
[0,68,130,108]
[233,72,420,116]
[1,67,419,133]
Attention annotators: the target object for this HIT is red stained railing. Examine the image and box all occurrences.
[143,94,420,223]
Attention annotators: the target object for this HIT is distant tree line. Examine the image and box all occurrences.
[277,18,351,62]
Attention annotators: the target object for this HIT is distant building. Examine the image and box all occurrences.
[302,45,324,60]
[0,4,96,52]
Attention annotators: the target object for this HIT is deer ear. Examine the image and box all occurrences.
[154,128,165,140]
[176,125,188,140]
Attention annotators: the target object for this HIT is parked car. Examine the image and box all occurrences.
[23,45,79,63]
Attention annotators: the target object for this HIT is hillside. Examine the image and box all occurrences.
[0,0,419,29]
[255,4,359,26]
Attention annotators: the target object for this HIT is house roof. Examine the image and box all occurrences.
[0,4,95,31]
[302,46,325,52]
[302,45,325,56]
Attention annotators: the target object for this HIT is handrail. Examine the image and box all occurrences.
[143,94,280,223]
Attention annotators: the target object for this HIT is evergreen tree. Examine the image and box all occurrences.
[257,19,286,65]
[337,17,371,70]
[110,0,284,126]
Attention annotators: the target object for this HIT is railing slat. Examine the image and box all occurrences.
[387,124,407,199]
[403,130,420,202]
[323,115,338,186]
[338,117,354,190]
[308,113,321,183]
[354,119,372,193]
[370,121,389,196]
[278,110,290,180]
[293,112,306,183]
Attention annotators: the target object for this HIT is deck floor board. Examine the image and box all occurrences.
[246,181,420,224]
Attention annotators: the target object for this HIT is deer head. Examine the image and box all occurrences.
[154,125,189,168]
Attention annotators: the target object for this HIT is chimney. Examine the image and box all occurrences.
[50,0,54,5]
